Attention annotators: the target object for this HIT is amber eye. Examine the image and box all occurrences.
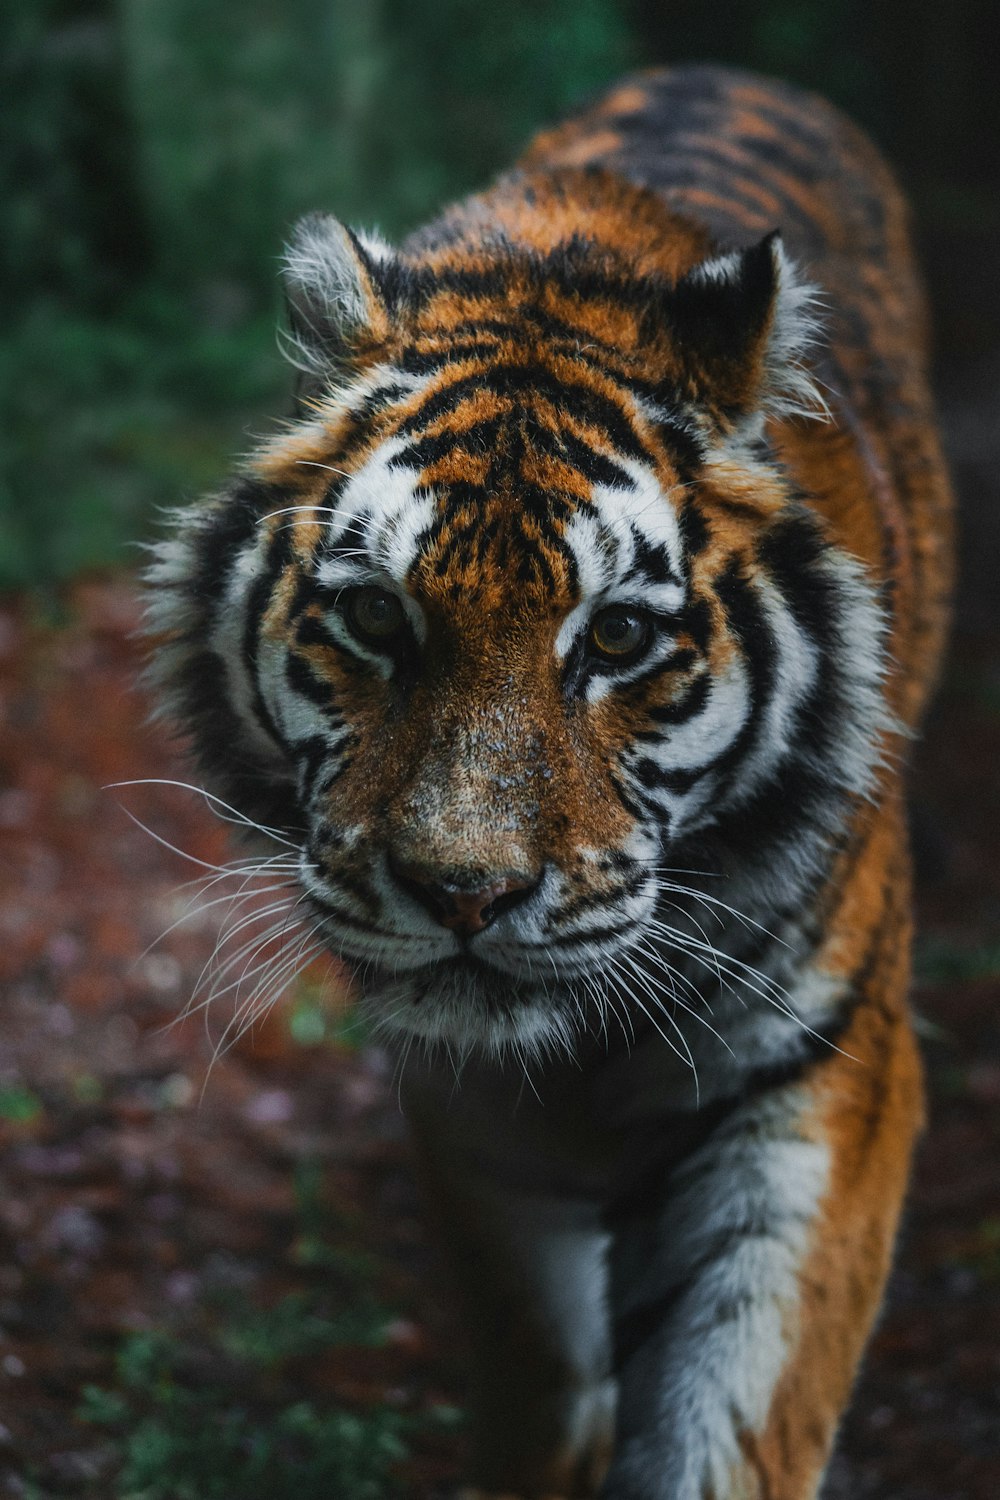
[343,586,406,646]
[588,606,652,661]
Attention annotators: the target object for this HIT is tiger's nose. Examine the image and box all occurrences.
[389,858,538,936]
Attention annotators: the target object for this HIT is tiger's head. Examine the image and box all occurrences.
[149,171,888,1059]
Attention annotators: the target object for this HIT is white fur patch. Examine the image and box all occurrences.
[590,457,687,581]
[608,1090,830,1497]
[652,657,749,772]
[282,214,389,375]
[555,462,688,705]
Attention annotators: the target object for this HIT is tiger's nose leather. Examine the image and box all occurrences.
[390,860,537,935]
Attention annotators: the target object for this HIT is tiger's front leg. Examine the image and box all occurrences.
[601,998,923,1500]
[407,985,921,1500]
[403,1069,618,1500]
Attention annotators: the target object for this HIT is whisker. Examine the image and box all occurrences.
[115,806,271,876]
[514,1040,545,1105]
[607,954,696,1077]
[168,853,300,897]
[654,868,789,944]
[648,921,782,1012]
[230,929,322,1043]
[107,779,301,848]
[140,876,297,963]
[294,460,353,479]
[644,916,853,1058]
[655,899,730,989]
[627,941,736,1059]
[180,900,303,1015]
[208,898,317,1032]
[204,935,325,1087]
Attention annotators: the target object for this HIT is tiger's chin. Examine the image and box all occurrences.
[351,954,581,1061]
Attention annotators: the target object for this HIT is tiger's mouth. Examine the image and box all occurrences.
[344,947,580,1057]
[302,858,641,1055]
[351,950,533,1007]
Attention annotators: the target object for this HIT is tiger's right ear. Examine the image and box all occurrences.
[282,212,396,407]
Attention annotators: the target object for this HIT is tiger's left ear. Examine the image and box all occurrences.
[666,231,825,426]
[281,212,398,407]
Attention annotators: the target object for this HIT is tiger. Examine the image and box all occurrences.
[146,63,954,1500]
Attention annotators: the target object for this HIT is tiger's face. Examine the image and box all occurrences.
[150,175,888,1057]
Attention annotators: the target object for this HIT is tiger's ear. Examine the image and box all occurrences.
[282,212,397,407]
[666,231,825,426]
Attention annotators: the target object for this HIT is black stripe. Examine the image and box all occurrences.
[242,525,295,752]
[172,648,300,834]
[626,528,681,586]
[642,672,711,727]
[756,510,840,651]
[285,649,340,709]
[623,561,775,798]
[609,647,699,707]
[679,594,713,650]
[551,920,636,950]
[551,869,649,928]
[555,427,636,489]
[609,770,656,823]
[190,479,280,621]
[703,527,861,869]
[326,868,380,914]
[422,255,668,325]
[672,128,824,182]
[671,498,710,558]
[514,529,561,593]
[632,756,705,796]
[295,733,338,806]
[703,558,778,792]
[395,364,652,465]
[293,612,345,653]
[353,380,414,422]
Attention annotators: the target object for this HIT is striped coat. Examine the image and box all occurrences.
[149,66,953,1499]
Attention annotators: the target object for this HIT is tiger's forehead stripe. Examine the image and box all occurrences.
[257,372,637,608]
[255,210,718,613]
[258,413,693,630]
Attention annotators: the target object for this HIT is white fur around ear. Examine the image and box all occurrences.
[744,237,826,419]
[281,213,394,380]
[675,232,828,424]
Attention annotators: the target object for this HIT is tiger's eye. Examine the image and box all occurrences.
[589,606,651,660]
[345,587,406,645]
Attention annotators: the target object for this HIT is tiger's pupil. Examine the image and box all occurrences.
[346,587,404,643]
[590,608,650,659]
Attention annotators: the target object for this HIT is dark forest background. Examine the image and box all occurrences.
[3,0,998,588]
[2,8,1000,1496]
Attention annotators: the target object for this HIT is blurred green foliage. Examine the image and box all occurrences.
[78,1331,411,1500]
[72,1159,459,1498]
[0,1084,44,1122]
[2,0,996,587]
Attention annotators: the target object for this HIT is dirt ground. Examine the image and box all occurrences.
[2,403,999,1496]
